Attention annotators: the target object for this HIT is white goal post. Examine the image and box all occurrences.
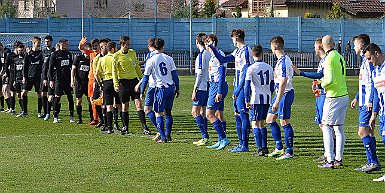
[0,33,50,50]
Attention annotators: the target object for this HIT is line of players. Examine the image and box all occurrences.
[0,35,156,136]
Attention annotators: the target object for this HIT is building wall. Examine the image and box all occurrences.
[230,8,249,18]
[288,7,330,18]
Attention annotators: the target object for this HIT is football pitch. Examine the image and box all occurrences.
[0,76,384,192]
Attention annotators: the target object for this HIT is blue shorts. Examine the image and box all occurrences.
[192,90,208,106]
[153,85,175,113]
[359,105,371,127]
[379,115,385,135]
[269,89,294,120]
[315,95,326,125]
[207,82,228,111]
[233,88,248,114]
[145,87,156,107]
[250,104,269,121]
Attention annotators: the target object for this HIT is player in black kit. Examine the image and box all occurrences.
[0,42,11,112]
[48,39,74,123]
[41,35,56,121]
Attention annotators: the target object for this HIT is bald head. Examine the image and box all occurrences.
[322,35,335,51]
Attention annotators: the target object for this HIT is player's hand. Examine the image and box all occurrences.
[114,86,120,92]
[272,102,279,113]
[232,94,237,100]
[80,36,88,44]
[140,93,145,101]
[70,81,75,88]
[246,102,252,109]
[43,80,47,86]
[215,93,222,102]
[369,115,376,130]
[291,65,301,75]
[135,82,141,92]
[350,98,357,108]
[204,37,213,46]
[22,77,26,84]
[367,103,372,112]
[191,90,197,101]
[175,90,180,98]
[49,81,54,89]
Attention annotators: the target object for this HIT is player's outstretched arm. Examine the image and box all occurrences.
[233,64,249,97]
[208,44,234,64]
[140,75,149,96]
[217,65,226,95]
[172,70,180,97]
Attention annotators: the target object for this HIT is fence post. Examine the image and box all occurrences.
[5,18,9,33]
[383,18,385,52]
[89,17,93,39]
[169,18,174,50]
[128,17,132,39]
[255,16,259,45]
[211,16,217,34]
[297,17,302,52]
[47,17,51,35]
[340,17,344,46]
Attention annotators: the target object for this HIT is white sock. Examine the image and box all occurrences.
[333,125,345,162]
[322,125,334,163]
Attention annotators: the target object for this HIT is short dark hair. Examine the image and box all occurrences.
[84,43,92,49]
[17,43,25,49]
[315,36,323,44]
[207,34,218,47]
[120,36,130,45]
[252,44,263,57]
[364,43,382,54]
[13,41,22,48]
[148,38,155,48]
[59,38,68,43]
[230,29,245,40]
[32,36,41,42]
[270,36,284,49]
[353,34,370,47]
[44,35,53,41]
[196,33,206,46]
[91,38,99,45]
[99,39,109,44]
[154,38,165,50]
[107,41,116,51]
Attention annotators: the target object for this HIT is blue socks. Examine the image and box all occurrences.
[235,115,242,145]
[195,115,209,139]
[146,110,157,127]
[165,115,173,137]
[261,127,268,148]
[156,116,165,140]
[283,123,294,155]
[382,135,385,147]
[269,121,283,150]
[213,119,226,140]
[240,113,250,148]
[362,135,379,165]
[222,121,227,133]
[253,128,262,150]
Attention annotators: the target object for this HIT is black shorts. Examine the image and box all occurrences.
[13,82,23,93]
[75,79,88,98]
[48,85,55,96]
[23,77,41,92]
[92,82,101,100]
[119,78,140,103]
[2,76,9,85]
[39,79,48,92]
[55,79,73,96]
[103,80,120,106]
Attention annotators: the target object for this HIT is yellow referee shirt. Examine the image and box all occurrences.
[112,49,143,88]
[96,52,114,81]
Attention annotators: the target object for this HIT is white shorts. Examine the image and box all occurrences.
[322,95,349,125]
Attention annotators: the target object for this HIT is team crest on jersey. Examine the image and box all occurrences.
[274,72,277,78]
[359,74,362,80]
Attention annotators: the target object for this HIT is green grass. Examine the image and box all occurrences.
[0,76,384,192]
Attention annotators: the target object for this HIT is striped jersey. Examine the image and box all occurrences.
[274,54,294,93]
[318,57,326,95]
[245,60,274,104]
[144,53,177,88]
[359,55,374,106]
[372,62,385,116]
[145,51,156,88]
[208,50,227,83]
[194,49,210,91]
[232,45,253,87]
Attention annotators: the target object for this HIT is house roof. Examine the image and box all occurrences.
[221,0,247,8]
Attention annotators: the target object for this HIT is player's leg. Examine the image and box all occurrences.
[76,96,83,124]
[252,104,269,156]
[0,80,4,111]
[2,83,11,111]
[33,78,43,118]
[102,80,115,134]
[135,98,150,134]
[153,88,167,142]
[44,84,55,120]
[65,85,75,123]
[232,90,250,152]
[164,86,176,142]
[9,84,16,114]
[266,93,284,157]
[88,80,98,126]
[144,87,156,127]
[276,90,295,160]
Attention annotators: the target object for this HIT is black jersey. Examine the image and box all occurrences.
[26,49,43,78]
[48,50,73,82]
[41,47,55,81]
[73,54,90,81]
[8,54,28,84]
[0,48,10,76]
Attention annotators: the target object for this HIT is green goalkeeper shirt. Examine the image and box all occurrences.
[321,49,348,98]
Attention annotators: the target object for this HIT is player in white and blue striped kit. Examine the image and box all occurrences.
[208,29,253,152]
[205,34,230,150]
[365,43,385,181]
[244,45,274,156]
[192,33,211,146]
[350,34,380,172]
[141,38,180,143]
[267,36,295,160]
